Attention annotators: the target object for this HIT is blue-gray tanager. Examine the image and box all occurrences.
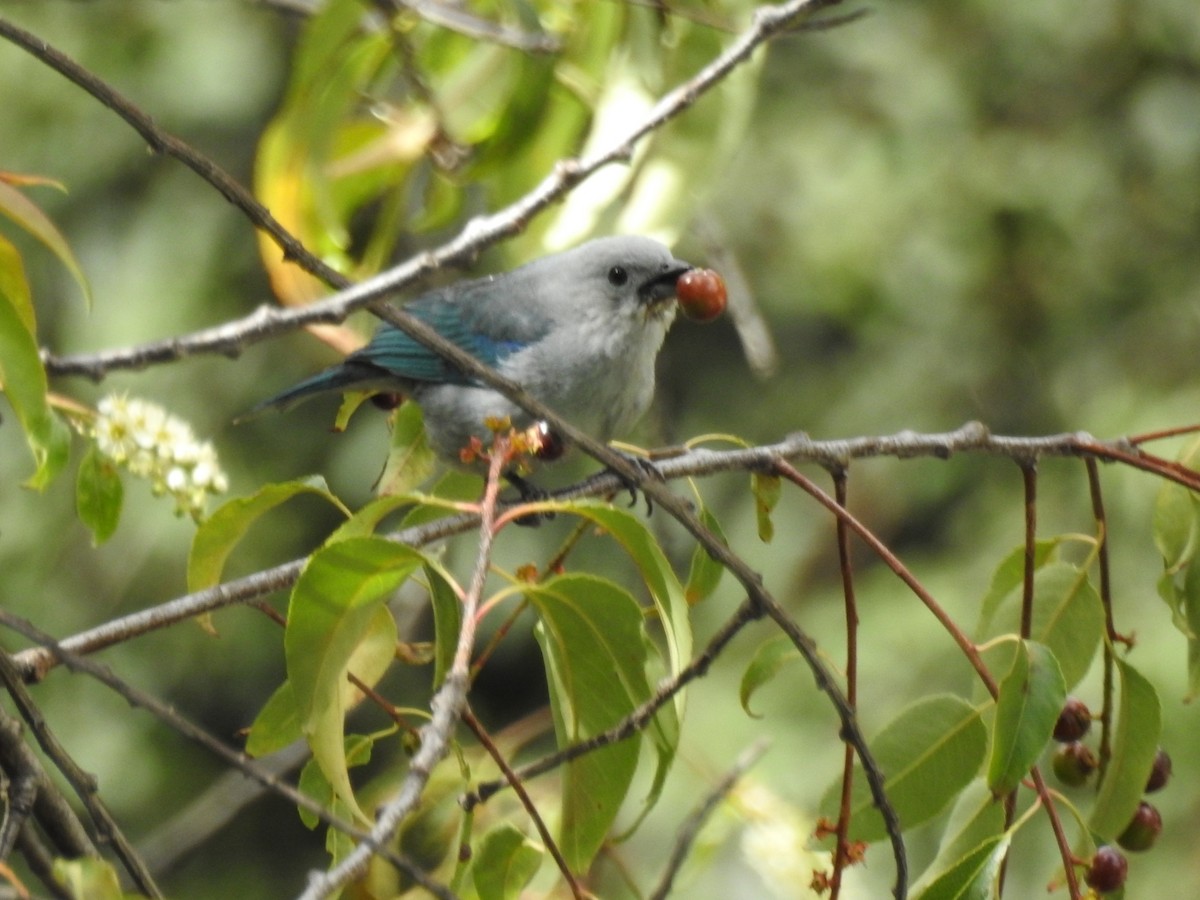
[254,236,693,481]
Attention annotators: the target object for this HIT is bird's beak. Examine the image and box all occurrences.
[638,260,694,306]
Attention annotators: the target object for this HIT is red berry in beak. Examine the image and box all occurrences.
[676,268,727,322]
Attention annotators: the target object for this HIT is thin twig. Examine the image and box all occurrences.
[0,612,457,900]
[829,469,857,900]
[298,436,508,899]
[461,707,582,899]
[647,739,770,900]
[464,594,764,808]
[12,423,1194,683]
[39,0,842,382]
[0,651,162,897]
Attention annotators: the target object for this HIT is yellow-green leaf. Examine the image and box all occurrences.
[286,538,421,818]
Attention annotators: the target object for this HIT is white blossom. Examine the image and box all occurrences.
[736,782,833,900]
[90,394,228,520]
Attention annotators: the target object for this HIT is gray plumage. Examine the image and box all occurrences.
[254,236,693,465]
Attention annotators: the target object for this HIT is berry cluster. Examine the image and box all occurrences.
[1049,697,1172,893]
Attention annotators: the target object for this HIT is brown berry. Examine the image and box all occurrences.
[1085,846,1128,893]
[1053,697,1092,743]
[530,421,565,461]
[676,268,727,322]
[1117,801,1162,852]
[1051,742,1097,787]
[370,392,404,410]
[1145,747,1172,793]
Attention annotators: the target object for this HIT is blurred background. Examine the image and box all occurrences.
[2,0,1200,896]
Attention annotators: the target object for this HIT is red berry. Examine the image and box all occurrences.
[1085,846,1128,893]
[1117,801,1162,852]
[676,268,727,322]
[1051,742,1097,787]
[1145,747,1172,793]
[1053,697,1092,743]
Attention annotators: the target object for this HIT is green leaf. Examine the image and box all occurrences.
[1088,658,1162,840]
[377,399,437,496]
[472,824,543,900]
[427,563,462,689]
[979,539,1062,624]
[251,603,397,760]
[0,236,71,490]
[287,538,420,818]
[986,641,1066,796]
[0,177,91,307]
[739,634,801,718]
[751,472,781,543]
[527,574,651,872]
[913,834,1009,900]
[912,779,1006,895]
[1186,556,1200,699]
[979,562,1104,689]
[245,680,302,757]
[821,694,988,844]
[187,476,348,592]
[684,500,727,605]
[1154,464,1200,572]
[52,857,127,900]
[76,444,124,545]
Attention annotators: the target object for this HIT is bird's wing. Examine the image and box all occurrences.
[349,283,545,385]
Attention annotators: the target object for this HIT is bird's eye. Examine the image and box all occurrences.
[607,265,629,287]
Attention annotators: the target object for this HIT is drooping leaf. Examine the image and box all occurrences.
[76,444,124,545]
[0,236,71,489]
[187,476,349,592]
[527,573,651,872]
[979,562,1104,689]
[472,824,543,900]
[426,563,462,689]
[913,834,1010,900]
[376,399,437,496]
[286,538,421,817]
[245,679,302,758]
[751,471,781,543]
[739,634,801,718]
[1088,658,1161,840]
[684,499,727,605]
[820,694,988,844]
[52,857,125,900]
[978,539,1062,625]
[912,779,1005,895]
[0,175,91,307]
[987,641,1066,797]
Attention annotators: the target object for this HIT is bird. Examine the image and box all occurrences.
[251,236,693,488]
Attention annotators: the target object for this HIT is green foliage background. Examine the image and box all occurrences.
[2,0,1200,897]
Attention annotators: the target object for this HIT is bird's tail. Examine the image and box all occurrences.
[234,364,379,423]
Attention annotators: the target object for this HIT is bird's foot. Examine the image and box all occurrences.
[600,451,664,516]
[504,471,555,527]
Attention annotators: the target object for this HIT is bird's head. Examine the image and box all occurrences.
[549,236,694,328]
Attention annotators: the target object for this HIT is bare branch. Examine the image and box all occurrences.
[11,422,1178,683]
[39,0,843,382]
[0,651,161,897]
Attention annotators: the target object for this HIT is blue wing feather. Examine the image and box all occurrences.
[350,297,525,385]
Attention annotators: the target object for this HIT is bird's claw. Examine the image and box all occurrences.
[504,471,555,527]
[603,452,663,516]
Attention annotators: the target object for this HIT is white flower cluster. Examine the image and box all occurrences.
[92,394,229,519]
[737,782,834,899]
